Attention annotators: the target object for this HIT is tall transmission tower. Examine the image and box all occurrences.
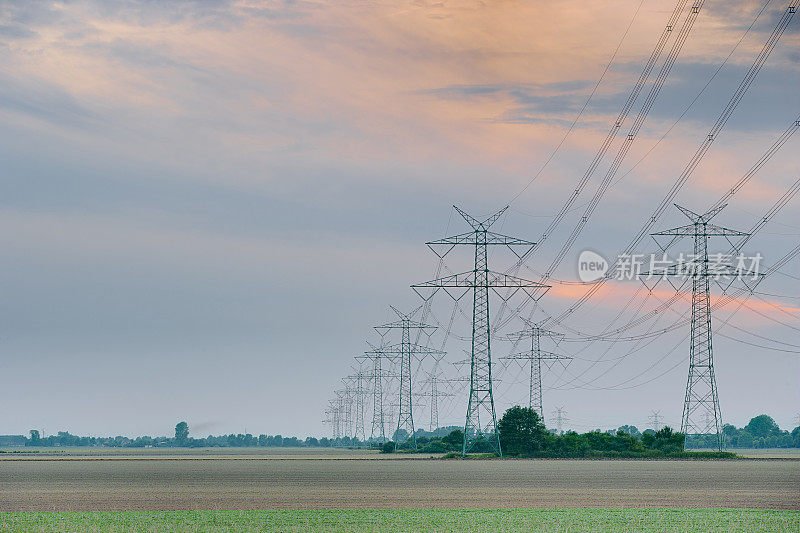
[326,398,344,440]
[649,410,663,431]
[413,206,549,456]
[420,370,456,432]
[344,368,369,443]
[335,388,354,439]
[503,324,571,423]
[369,306,443,449]
[552,407,568,435]
[650,204,751,450]
[356,347,396,444]
[323,402,340,440]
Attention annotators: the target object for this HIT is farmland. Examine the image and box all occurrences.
[1,448,798,511]
[1,509,799,533]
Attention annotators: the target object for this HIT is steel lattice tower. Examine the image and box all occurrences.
[369,307,443,449]
[344,369,368,443]
[650,204,750,450]
[552,407,568,435]
[413,206,549,456]
[323,402,340,440]
[420,370,455,431]
[649,410,663,431]
[503,325,571,423]
[357,348,395,444]
[336,388,354,439]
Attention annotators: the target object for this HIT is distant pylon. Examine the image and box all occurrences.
[552,407,568,435]
[356,346,395,444]
[369,306,444,449]
[420,370,455,431]
[323,402,340,440]
[326,399,343,440]
[649,410,663,431]
[650,204,752,451]
[413,206,549,456]
[335,388,353,439]
[504,323,571,423]
[344,368,369,443]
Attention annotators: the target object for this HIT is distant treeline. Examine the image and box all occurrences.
[15,428,343,448]
[685,414,800,449]
[3,413,797,451]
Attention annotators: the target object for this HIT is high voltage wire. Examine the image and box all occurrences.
[553,176,800,344]
[545,2,799,329]
[508,0,648,204]
[534,177,800,392]
[494,1,783,368]
[327,1,800,438]
[518,0,692,254]
[539,0,712,283]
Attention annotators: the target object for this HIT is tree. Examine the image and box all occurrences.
[442,429,464,451]
[175,421,189,445]
[26,429,42,447]
[642,426,684,453]
[380,441,395,454]
[744,415,780,439]
[498,406,548,457]
[617,425,641,437]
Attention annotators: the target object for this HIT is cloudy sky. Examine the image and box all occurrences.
[1,0,798,438]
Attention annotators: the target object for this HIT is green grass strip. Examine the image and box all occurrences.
[0,509,798,532]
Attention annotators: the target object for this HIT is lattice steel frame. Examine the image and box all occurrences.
[413,206,549,456]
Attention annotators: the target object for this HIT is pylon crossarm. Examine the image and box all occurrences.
[452,205,509,231]
[653,223,749,238]
[413,270,549,289]
[481,205,509,227]
[375,319,437,331]
[503,350,569,360]
[426,231,535,247]
[365,343,444,356]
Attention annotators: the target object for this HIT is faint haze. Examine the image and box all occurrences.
[0,0,797,438]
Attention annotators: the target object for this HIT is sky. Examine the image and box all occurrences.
[0,0,798,439]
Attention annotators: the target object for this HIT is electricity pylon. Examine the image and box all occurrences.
[344,368,369,443]
[552,407,568,435]
[503,323,571,423]
[420,370,456,431]
[356,346,396,444]
[326,397,344,440]
[413,206,549,456]
[323,402,340,440]
[369,306,444,449]
[649,204,751,450]
[335,388,353,439]
[649,410,663,431]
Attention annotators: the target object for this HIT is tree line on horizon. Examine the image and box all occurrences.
[3,411,797,450]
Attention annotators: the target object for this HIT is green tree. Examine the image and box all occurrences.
[442,429,464,451]
[175,421,189,445]
[380,441,395,454]
[26,429,42,447]
[498,406,548,457]
[642,426,684,453]
[744,415,780,439]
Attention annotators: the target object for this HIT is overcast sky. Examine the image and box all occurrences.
[1,0,798,438]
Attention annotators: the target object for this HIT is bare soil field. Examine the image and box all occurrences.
[1,448,798,511]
